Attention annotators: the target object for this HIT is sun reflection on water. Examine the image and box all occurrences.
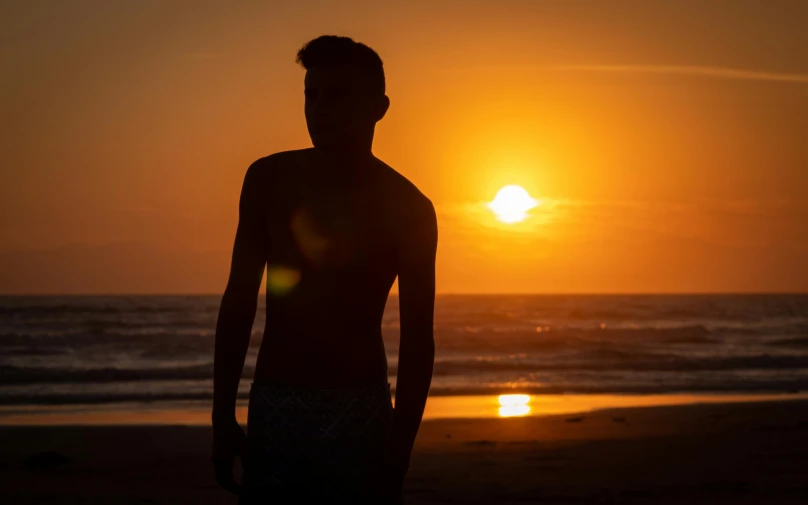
[498,405,531,417]
[498,394,531,417]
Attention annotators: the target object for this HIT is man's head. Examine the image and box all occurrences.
[296,35,389,152]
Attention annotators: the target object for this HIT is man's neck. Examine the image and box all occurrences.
[315,146,373,163]
[313,147,377,179]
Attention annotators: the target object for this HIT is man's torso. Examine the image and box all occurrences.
[250,148,427,388]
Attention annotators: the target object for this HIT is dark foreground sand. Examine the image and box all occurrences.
[2,400,807,504]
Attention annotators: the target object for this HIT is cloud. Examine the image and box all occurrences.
[437,199,563,236]
[435,198,808,251]
[443,63,808,84]
[551,65,808,84]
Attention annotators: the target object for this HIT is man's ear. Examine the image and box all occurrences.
[374,95,390,122]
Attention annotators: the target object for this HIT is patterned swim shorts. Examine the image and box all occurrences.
[239,379,403,504]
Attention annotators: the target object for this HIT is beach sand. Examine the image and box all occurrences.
[2,399,807,504]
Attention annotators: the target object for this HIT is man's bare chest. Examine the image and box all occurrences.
[265,184,394,269]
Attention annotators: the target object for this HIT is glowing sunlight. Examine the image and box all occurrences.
[498,394,532,417]
[487,185,539,223]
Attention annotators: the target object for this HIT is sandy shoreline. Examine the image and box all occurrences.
[2,399,808,504]
[4,392,808,426]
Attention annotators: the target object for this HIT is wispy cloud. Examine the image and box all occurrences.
[435,198,808,251]
[551,65,808,84]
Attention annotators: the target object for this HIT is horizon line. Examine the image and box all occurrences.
[1,291,806,297]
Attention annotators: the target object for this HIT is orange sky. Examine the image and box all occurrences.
[2,1,807,294]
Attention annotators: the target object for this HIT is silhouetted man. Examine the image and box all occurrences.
[211,35,437,504]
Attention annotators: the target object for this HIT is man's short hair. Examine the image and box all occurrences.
[296,35,385,94]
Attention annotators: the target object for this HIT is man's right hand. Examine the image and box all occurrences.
[212,416,247,495]
[372,427,411,502]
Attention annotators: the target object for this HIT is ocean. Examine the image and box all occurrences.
[2,294,807,411]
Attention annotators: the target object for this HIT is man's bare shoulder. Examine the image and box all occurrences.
[372,159,436,226]
[249,148,314,173]
[242,149,316,194]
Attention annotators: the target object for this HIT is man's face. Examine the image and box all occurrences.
[304,65,387,150]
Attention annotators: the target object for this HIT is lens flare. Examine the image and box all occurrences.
[290,207,330,266]
[267,265,301,295]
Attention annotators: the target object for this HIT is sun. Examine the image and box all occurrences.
[487,185,539,223]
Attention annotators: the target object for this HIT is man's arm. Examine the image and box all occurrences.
[211,160,269,493]
[212,160,268,425]
[390,197,438,469]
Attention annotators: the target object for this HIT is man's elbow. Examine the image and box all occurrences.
[401,328,435,354]
[220,284,259,316]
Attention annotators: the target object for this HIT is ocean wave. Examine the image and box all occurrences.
[0,326,724,360]
[0,296,221,316]
[769,337,808,349]
[0,330,251,349]
[0,364,221,384]
[1,380,807,405]
[431,326,719,350]
[1,346,64,356]
[3,321,803,353]
[3,294,808,406]
[5,352,808,386]
[425,355,808,375]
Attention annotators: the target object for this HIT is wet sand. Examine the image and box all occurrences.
[2,400,807,504]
